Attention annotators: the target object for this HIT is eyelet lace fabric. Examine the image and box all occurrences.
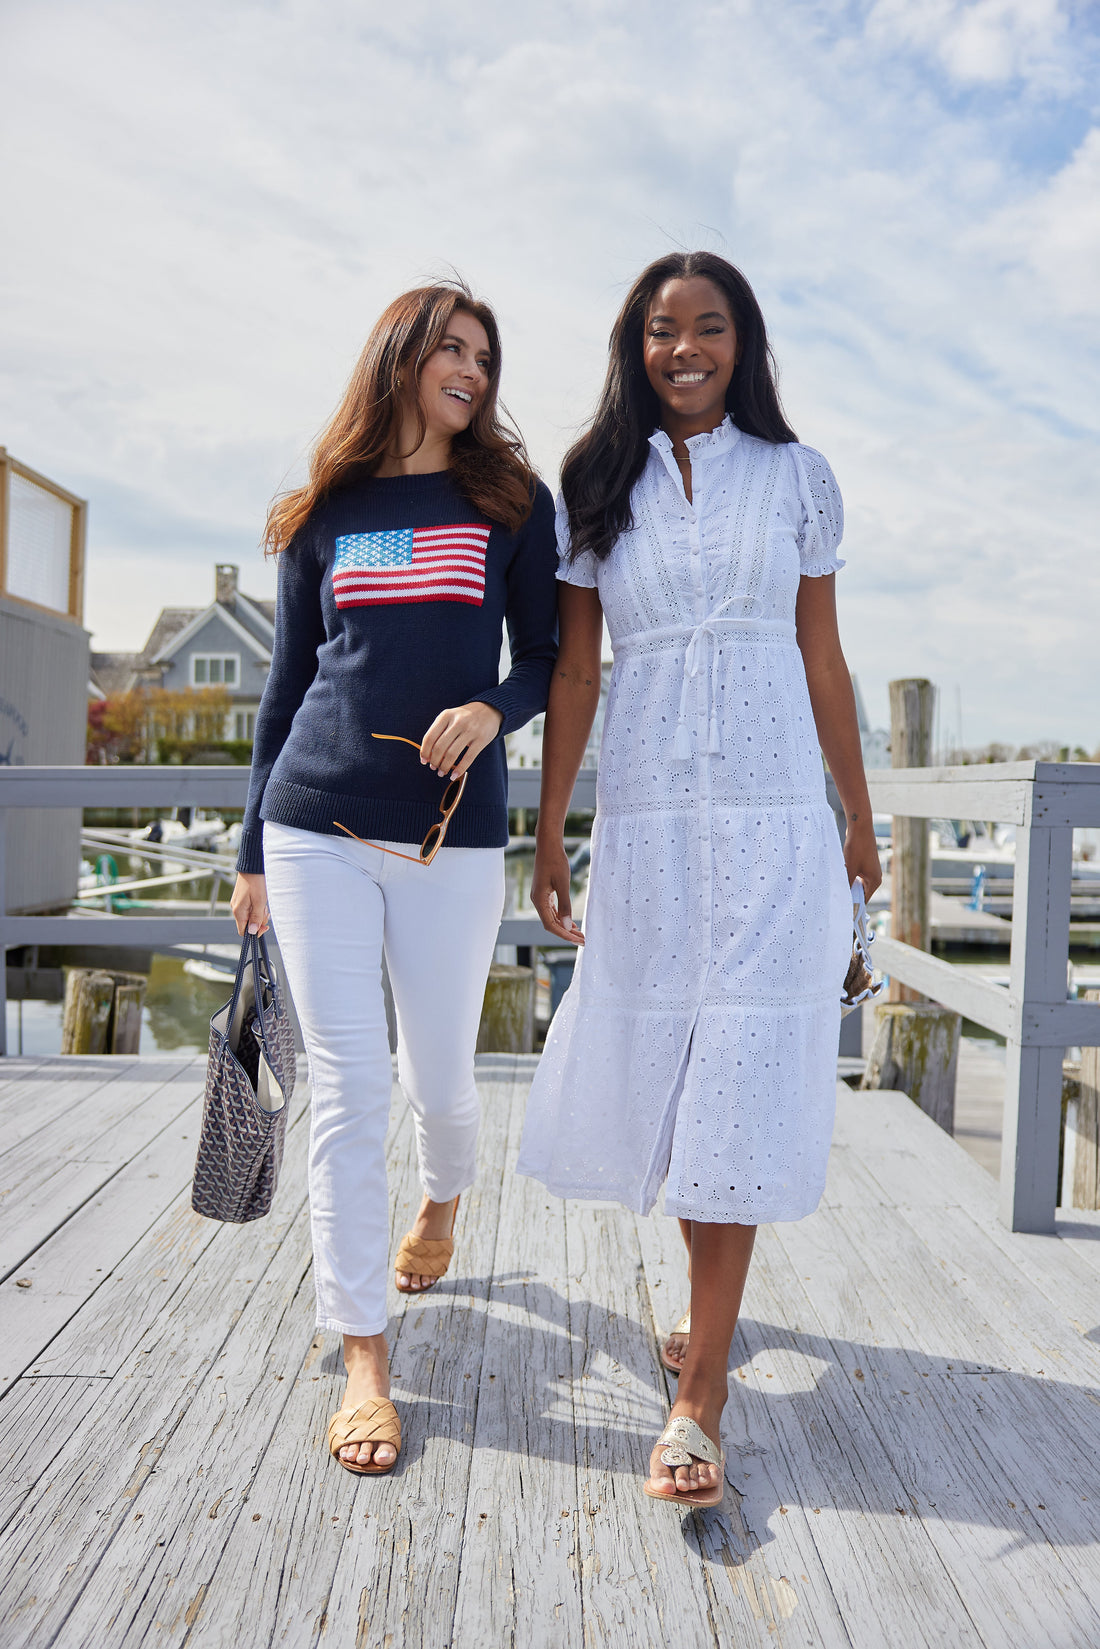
[517,420,852,1224]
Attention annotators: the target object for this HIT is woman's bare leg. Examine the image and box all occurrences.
[647,1222,757,1498]
[662,1218,696,1370]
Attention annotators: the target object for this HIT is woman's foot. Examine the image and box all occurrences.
[645,1387,725,1501]
[661,1311,690,1374]
[337,1334,396,1471]
[395,1194,459,1292]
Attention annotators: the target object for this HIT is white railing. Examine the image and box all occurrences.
[0,764,595,1054]
[7,760,1096,1236]
[866,761,1100,1234]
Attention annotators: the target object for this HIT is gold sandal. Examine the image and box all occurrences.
[327,1398,401,1475]
[642,1414,724,1509]
[394,1196,459,1293]
[660,1310,690,1375]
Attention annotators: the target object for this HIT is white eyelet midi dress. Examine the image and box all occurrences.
[517,417,853,1225]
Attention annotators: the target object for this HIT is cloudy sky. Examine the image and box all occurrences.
[2,0,1098,746]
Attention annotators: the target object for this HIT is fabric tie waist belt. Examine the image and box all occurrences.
[615,613,797,761]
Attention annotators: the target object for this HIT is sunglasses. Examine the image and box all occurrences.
[333,734,467,865]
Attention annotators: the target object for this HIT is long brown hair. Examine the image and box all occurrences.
[264,281,535,553]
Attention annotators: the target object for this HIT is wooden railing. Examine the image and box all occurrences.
[6,760,1097,1236]
[867,761,1100,1234]
[0,765,596,1057]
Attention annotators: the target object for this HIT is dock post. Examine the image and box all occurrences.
[999,803,1073,1232]
[887,678,935,1003]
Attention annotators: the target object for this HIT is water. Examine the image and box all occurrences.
[6,955,229,1058]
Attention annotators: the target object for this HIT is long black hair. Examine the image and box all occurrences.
[562,252,797,562]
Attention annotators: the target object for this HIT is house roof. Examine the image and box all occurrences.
[150,597,272,665]
[90,652,143,696]
[90,580,274,700]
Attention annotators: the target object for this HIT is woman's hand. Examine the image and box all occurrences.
[231,872,271,937]
[420,701,504,779]
[532,837,584,946]
[843,817,882,900]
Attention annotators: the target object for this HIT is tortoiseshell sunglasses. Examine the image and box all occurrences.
[333,734,467,866]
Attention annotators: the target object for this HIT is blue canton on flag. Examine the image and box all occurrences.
[334,531,414,571]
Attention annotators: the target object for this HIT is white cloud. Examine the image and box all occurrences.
[0,0,1098,745]
[866,0,1070,85]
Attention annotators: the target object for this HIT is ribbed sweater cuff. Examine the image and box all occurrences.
[260,778,509,849]
[476,683,529,738]
[236,826,265,875]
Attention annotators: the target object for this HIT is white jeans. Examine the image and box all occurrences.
[263,822,505,1336]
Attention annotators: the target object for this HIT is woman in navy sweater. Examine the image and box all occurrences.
[232,282,557,1475]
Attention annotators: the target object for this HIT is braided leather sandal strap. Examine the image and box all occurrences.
[394,1233,455,1280]
[327,1398,402,1460]
[657,1415,722,1470]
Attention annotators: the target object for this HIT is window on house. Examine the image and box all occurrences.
[192,654,239,687]
[234,711,256,740]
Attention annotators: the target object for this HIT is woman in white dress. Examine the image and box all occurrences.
[518,252,881,1507]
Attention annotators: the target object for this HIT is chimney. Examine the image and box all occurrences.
[215,564,239,605]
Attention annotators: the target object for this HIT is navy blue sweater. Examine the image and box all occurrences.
[237,469,558,874]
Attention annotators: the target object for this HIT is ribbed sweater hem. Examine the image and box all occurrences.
[237,777,507,871]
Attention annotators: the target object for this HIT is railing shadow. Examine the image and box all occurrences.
[362,1277,1100,1551]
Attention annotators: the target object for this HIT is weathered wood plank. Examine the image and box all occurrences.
[0,1057,141,1149]
[565,1203,720,1646]
[0,1059,204,1278]
[449,1062,582,1647]
[821,1200,1100,1638]
[773,1207,1100,1648]
[737,1226,985,1648]
[634,1208,854,1648]
[24,1064,310,1386]
[0,1375,107,1533]
[52,1213,317,1647]
[0,1134,313,1644]
[333,1059,540,1649]
[0,1056,198,1179]
[1,1075,213,1389]
[161,1079,419,1649]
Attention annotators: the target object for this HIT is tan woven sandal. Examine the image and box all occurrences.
[660,1309,691,1375]
[394,1196,459,1293]
[643,1414,725,1509]
[327,1398,401,1476]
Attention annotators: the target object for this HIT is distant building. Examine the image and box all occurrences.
[0,447,90,913]
[505,660,612,774]
[91,564,273,742]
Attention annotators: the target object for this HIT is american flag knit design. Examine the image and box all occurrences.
[332,524,492,607]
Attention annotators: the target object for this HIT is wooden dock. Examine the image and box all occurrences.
[3,1054,1100,1647]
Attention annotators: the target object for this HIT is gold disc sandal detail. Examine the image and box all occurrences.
[643,1414,725,1509]
[327,1398,402,1475]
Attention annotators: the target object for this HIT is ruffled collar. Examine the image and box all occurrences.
[648,414,742,460]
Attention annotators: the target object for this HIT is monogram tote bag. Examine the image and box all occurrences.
[191,933,296,1223]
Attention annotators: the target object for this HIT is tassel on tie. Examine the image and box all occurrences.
[673,721,693,761]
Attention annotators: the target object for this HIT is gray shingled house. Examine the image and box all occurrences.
[91,564,273,742]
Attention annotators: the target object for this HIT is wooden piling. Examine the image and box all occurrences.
[888,678,936,1004]
[60,967,147,1055]
[861,1000,960,1132]
[476,963,535,1054]
[61,970,116,1054]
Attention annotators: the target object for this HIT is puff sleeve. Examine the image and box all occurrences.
[553,490,599,589]
[790,444,846,577]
